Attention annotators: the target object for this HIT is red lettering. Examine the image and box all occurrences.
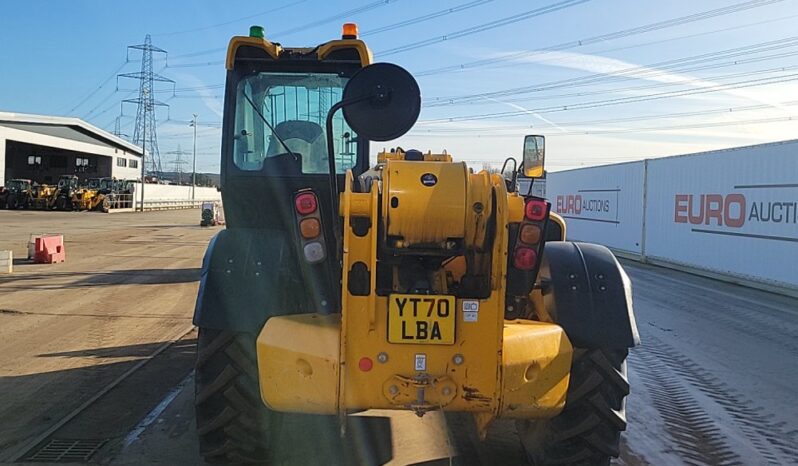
[688,194,705,225]
[558,194,585,215]
[676,193,746,227]
[705,194,723,226]
[675,194,688,223]
[724,194,746,228]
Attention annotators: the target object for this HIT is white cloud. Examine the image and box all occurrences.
[497,50,798,116]
[170,72,224,118]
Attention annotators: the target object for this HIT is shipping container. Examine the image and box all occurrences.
[545,139,798,294]
[546,161,645,255]
[645,140,798,290]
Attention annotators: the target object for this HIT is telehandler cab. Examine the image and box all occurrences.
[194,24,639,465]
[2,179,34,209]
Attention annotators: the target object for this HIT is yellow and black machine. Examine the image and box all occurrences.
[50,175,109,212]
[29,182,59,210]
[2,179,34,209]
[193,24,638,465]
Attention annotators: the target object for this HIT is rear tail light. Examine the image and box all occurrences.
[295,193,318,215]
[525,199,547,221]
[294,190,326,264]
[519,224,541,245]
[513,247,537,270]
[303,241,326,263]
[507,198,550,314]
[299,218,321,239]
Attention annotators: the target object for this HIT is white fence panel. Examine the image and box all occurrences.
[132,183,221,203]
[546,161,645,255]
[645,140,798,289]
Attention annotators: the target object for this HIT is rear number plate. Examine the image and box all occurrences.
[388,294,455,345]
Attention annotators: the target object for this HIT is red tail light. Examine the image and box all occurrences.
[513,247,537,270]
[295,193,318,215]
[525,199,547,221]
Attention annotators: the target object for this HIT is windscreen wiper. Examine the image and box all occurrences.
[241,92,298,160]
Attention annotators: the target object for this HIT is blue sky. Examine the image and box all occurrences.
[2,0,797,173]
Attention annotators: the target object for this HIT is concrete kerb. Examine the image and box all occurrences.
[609,247,798,300]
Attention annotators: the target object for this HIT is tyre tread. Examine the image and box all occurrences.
[518,348,629,466]
[195,329,272,464]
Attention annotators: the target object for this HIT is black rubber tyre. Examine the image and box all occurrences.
[6,195,18,210]
[517,348,629,466]
[195,328,276,464]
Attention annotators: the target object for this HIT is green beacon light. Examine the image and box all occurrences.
[249,25,265,38]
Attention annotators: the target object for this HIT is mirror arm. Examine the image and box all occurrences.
[324,94,372,263]
[500,157,518,192]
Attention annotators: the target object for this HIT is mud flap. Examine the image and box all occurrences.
[539,241,639,348]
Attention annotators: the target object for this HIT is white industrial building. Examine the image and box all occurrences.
[0,111,142,185]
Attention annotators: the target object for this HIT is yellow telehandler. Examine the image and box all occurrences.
[193,24,638,465]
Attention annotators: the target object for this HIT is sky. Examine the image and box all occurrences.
[1,0,797,173]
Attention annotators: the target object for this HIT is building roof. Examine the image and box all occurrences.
[0,111,143,156]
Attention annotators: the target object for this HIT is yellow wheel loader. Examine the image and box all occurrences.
[193,24,639,465]
[30,183,59,210]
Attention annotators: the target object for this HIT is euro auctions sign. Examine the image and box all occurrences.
[555,191,619,224]
[673,186,798,242]
[547,141,798,289]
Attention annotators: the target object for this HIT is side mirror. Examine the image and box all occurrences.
[323,62,421,262]
[341,62,421,141]
[523,135,545,178]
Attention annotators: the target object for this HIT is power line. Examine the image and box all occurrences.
[170,0,402,60]
[85,90,137,123]
[414,115,797,138]
[376,0,591,57]
[117,83,224,93]
[447,49,798,109]
[167,118,222,127]
[361,0,494,37]
[59,62,128,116]
[555,11,798,67]
[423,35,798,106]
[477,63,798,105]
[166,60,223,69]
[169,0,490,68]
[80,88,120,120]
[165,0,493,68]
[420,72,798,123]
[152,0,308,37]
[413,100,798,133]
[414,0,787,76]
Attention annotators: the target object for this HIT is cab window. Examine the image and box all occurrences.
[233,72,358,174]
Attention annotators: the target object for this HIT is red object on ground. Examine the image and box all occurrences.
[34,235,65,264]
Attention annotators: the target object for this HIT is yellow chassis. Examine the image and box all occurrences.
[256,167,573,429]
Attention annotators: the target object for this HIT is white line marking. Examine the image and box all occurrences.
[8,325,195,462]
[122,371,193,448]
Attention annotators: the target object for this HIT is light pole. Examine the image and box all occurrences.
[190,114,197,201]
[140,118,146,212]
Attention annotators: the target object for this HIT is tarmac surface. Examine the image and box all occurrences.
[0,209,796,465]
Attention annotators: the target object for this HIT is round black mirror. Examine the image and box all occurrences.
[342,63,421,141]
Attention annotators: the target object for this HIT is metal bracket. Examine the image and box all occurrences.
[382,374,457,417]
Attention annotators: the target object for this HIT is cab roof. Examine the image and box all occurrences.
[225,34,372,70]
